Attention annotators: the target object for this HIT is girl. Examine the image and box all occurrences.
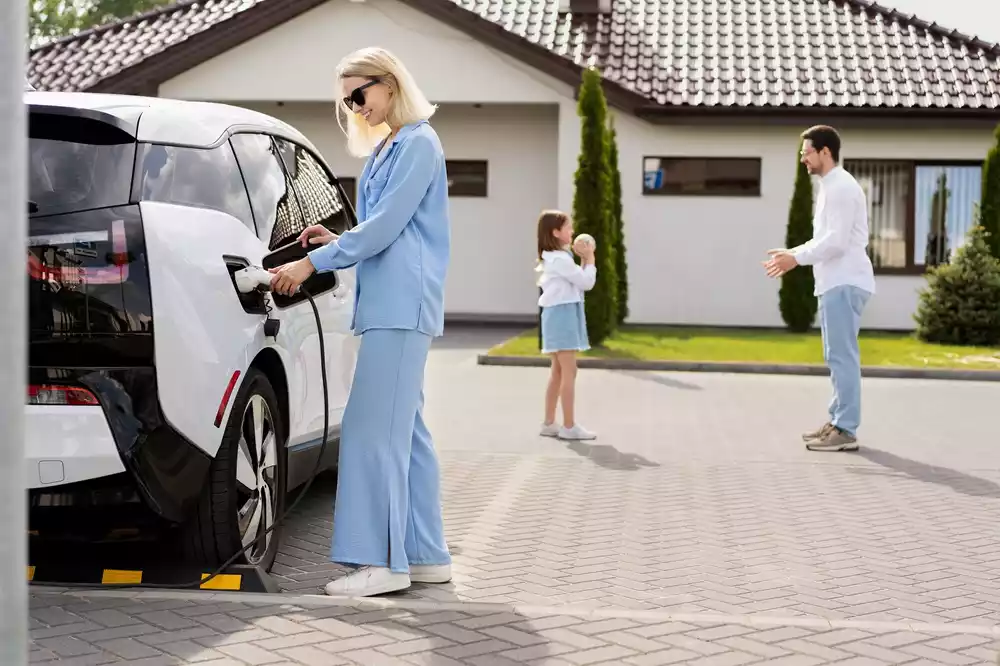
[536,210,597,441]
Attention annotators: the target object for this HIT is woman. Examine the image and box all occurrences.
[269,46,452,597]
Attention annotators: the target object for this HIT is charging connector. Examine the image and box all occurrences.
[39,284,331,591]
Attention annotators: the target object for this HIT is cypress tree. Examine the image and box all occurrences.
[572,67,618,346]
[607,114,628,324]
[779,142,818,332]
[981,123,1000,260]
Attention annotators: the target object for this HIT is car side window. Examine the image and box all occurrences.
[229,133,306,250]
[139,142,255,231]
[272,138,352,236]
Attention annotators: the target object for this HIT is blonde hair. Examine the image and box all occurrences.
[335,47,437,158]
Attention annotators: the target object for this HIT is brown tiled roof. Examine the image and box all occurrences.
[26,0,1000,115]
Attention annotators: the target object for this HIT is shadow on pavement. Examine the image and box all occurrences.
[614,369,703,390]
[565,441,660,471]
[850,447,1000,499]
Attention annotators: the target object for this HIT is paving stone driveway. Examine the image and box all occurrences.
[26,327,1000,664]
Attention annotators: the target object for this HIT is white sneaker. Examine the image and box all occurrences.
[540,422,560,437]
[410,564,452,584]
[558,424,596,440]
[324,566,410,597]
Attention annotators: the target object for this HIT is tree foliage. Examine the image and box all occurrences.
[606,114,628,325]
[981,123,1000,260]
[572,67,618,346]
[914,223,1000,347]
[28,0,171,47]
[778,143,817,332]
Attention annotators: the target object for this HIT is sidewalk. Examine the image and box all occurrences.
[25,338,1000,664]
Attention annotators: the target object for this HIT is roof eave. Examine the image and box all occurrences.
[635,104,1000,122]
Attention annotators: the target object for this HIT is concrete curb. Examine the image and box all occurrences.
[477,354,1000,382]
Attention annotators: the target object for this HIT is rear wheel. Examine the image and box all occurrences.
[184,368,286,570]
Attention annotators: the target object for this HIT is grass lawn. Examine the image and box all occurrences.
[487,326,1000,371]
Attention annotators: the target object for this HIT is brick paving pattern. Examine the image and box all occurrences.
[24,335,1000,664]
[27,589,1000,665]
[275,452,1000,627]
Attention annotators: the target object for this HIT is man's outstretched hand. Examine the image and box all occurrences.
[763,248,798,278]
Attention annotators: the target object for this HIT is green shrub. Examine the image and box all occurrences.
[914,223,1000,347]
[571,67,618,346]
[778,143,817,332]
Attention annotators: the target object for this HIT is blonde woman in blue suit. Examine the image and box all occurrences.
[269,47,451,597]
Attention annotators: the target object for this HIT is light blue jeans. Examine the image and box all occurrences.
[818,285,872,437]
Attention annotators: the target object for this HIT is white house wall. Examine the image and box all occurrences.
[605,116,998,330]
[158,0,572,105]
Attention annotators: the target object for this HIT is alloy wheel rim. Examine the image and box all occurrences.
[236,394,278,565]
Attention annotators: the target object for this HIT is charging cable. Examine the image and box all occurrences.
[40,268,331,590]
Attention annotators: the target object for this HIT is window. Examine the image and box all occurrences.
[28,112,137,218]
[273,138,352,241]
[339,177,357,210]
[229,133,305,249]
[138,142,255,230]
[844,160,983,272]
[446,160,488,197]
[643,157,761,196]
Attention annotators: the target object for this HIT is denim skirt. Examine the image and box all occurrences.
[541,301,590,354]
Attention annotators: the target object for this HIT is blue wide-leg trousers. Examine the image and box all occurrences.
[818,285,871,438]
[331,328,451,574]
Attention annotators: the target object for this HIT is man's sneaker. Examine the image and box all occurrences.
[324,566,410,597]
[806,427,859,452]
[410,564,452,584]
[540,422,560,438]
[802,421,834,442]
[558,424,596,440]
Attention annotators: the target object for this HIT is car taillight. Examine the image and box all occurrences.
[27,384,99,406]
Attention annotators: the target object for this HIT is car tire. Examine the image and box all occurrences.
[184,368,287,571]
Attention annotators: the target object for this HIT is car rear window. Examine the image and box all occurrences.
[28,112,136,218]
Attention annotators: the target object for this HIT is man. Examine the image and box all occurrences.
[763,125,875,452]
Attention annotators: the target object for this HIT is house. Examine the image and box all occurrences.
[27,0,1000,330]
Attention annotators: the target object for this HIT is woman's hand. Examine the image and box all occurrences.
[269,258,316,296]
[297,224,338,248]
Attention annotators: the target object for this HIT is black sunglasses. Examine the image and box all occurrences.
[343,80,380,112]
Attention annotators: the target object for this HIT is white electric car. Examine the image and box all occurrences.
[25,91,359,571]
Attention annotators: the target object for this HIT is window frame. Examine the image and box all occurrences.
[641,156,763,198]
[843,158,984,276]
[445,159,488,197]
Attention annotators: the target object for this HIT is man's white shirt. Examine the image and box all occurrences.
[790,165,876,297]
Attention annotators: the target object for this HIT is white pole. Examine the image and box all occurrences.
[0,0,29,662]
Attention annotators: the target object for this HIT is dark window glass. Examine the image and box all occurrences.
[28,112,137,217]
[273,138,352,240]
[643,157,761,196]
[138,142,255,230]
[230,133,305,249]
[446,160,488,197]
[339,177,357,211]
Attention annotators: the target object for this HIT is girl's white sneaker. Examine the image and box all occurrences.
[324,566,410,597]
[558,424,596,440]
[540,422,560,437]
[410,564,452,584]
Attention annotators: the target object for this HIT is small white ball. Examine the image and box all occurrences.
[574,233,596,248]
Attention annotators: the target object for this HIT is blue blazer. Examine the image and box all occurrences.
[307,120,451,337]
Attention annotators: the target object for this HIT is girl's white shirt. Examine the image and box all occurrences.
[536,249,597,307]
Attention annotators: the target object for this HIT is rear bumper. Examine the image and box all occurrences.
[25,405,126,488]
[26,368,212,525]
